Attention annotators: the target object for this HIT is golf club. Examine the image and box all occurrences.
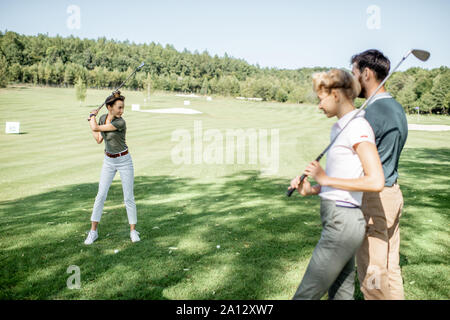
[86,62,145,121]
[286,49,430,197]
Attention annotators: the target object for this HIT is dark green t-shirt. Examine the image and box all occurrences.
[98,114,128,154]
[364,93,408,187]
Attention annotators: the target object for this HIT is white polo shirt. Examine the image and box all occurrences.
[319,109,376,207]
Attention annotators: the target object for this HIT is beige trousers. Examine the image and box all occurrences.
[356,183,405,300]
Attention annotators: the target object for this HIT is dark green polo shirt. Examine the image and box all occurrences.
[98,114,128,154]
[364,93,408,187]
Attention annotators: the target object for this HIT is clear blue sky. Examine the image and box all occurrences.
[0,0,449,70]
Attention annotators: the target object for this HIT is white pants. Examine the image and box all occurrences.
[90,152,137,225]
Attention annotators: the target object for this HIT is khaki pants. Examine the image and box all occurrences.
[356,183,404,300]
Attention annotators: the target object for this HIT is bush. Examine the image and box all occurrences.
[0,56,8,87]
[75,76,87,105]
[275,88,288,102]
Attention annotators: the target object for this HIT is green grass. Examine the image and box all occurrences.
[0,85,449,299]
[407,113,450,125]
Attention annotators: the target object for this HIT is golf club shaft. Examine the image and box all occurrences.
[286,51,414,197]
[87,62,145,121]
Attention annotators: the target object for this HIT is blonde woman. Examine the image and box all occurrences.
[290,69,384,300]
[85,91,140,245]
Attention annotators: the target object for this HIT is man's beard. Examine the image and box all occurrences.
[358,87,366,99]
[358,74,367,99]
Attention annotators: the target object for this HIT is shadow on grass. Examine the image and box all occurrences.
[0,171,320,299]
[397,148,450,299]
[399,148,450,246]
[1,147,448,300]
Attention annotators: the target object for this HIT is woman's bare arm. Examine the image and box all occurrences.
[305,141,384,193]
[89,117,118,133]
[91,130,103,144]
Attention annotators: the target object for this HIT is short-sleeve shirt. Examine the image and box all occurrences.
[363,93,408,186]
[98,114,128,154]
[319,109,376,207]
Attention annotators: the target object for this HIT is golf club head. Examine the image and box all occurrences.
[138,62,145,69]
[411,49,430,61]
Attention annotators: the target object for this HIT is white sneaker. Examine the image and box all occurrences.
[84,230,98,245]
[130,230,140,243]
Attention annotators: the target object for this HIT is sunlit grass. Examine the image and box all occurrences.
[0,85,448,299]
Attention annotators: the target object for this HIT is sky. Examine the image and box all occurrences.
[0,0,449,70]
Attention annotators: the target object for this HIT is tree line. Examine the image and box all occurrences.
[0,31,448,114]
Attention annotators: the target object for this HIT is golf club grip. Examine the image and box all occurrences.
[286,174,307,197]
[86,63,144,122]
[87,103,105,121]
[86,74,129,121]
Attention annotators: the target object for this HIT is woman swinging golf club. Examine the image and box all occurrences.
[85,91,140,245]
[290,69,384,299]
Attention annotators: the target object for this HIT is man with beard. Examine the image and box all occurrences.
[351,49,407,300]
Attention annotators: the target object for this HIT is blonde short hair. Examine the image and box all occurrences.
[312,69,361,101]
